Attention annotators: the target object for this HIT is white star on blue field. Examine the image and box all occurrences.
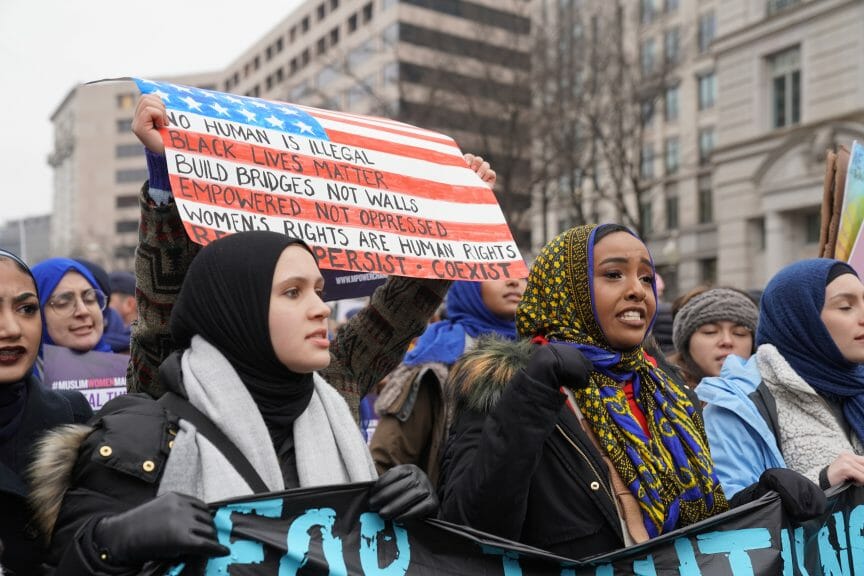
[135,78,328,141]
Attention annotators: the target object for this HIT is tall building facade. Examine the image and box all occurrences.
[530,0,864,298]
[48,0,534,269]
[49,72,219,271]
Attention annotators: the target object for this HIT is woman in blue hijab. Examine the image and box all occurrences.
[369,278,526,486]
[30,258,112,355]
[697,258,864,496]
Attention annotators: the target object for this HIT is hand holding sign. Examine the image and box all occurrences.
[134,79,527,282]
[133,94,170,155]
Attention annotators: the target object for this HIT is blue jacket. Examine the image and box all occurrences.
[695,355,786,498]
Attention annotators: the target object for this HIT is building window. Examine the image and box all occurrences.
[769,47,801,129]
[116,119,133,133]
[641,143,655,179]
[640,0,656,24]
[290,58,299,74]
[302,16,310,32]
[641,100,655,126]
[664,28,680,66]
[664,137,680,175]
[330,27,340,46]
[290,26,297,42]
[698,174,713,223]
[767,0,802,16]
[301,49,310,66]
[382,21,399,44]
[697,72,716,110]
[276,68,284,83]
[698,11,716,54]
[317,37,327,54]
[276,38,284,52]
[698,127,715,165]
[116,168,149,183]
[362,2,373,22]
[348,13,358,32]
[253,56,260,70]
[266,45,273,61]
[330,0,340,9]
[666,193,679,230]
[383,61,399,88]
[116,93,135,110]
[641,201,653,235]
[115,219,138,233]
[665,0,679,12]
[115,195,138,208]
[115,144,143,158]
[114,245,136,259]
[641,38,656,76]
[805,211,820,244]
[665,85,679,121]
[700,257,717,285]
[317,2,326,20]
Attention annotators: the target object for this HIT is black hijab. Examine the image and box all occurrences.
[0,249,35,465]
[170,232,318,445]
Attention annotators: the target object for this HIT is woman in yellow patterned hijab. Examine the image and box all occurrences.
[517,223,728,537]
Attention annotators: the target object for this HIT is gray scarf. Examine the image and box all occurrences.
[159,336,376,502]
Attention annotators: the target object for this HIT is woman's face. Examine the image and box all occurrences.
[592,231,656,350]
[821,273,864,364]
[269,246,332,373]
[687,321,753,377]
[480,277,528,319]
[0,259,41,383]
[44,271,105,352]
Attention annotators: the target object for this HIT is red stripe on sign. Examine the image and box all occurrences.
[167,130,496,204]
[171,174,513,243]
[307,109,459,147]
[181,222,528,281]
[325,128,466,167]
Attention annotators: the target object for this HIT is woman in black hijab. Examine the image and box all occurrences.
[34,232,436,574]
[0,249,91,574]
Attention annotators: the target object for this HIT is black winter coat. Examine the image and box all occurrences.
[438,341,704,561]
[0,377,91,575]
[438,366,625,559]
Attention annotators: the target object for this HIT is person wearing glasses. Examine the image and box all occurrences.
[30,258,113,361]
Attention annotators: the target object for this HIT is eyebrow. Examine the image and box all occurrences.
[0,292,38,304]
[827,292,861,302]
[276,275,325,285]
[598,257,653,267]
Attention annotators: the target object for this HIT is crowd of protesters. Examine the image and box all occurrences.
[0,91,862,574]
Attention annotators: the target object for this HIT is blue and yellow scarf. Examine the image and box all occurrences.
[516,224,728,538]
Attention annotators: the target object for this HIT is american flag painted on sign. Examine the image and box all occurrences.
[134,78,527,282]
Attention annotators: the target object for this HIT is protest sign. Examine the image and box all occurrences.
[134,78,527,283]
[156,483,864,576]
[41,344,128,410]
[833,141,863,263]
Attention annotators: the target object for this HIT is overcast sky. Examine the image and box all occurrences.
[0,0,303,226]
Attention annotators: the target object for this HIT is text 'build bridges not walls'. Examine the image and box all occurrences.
[134,78,528,282]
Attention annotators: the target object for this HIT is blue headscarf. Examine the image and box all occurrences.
[403,281,518,366]
[756,258,864,442]
[30,258,112,353]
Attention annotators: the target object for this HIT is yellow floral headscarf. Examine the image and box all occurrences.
[517,224,728,537]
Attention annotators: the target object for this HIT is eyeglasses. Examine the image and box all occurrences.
[47,289,107,316]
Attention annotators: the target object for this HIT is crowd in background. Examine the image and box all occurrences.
[1,93,863,574]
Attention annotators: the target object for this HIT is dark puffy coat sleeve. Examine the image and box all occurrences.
[438,368,566,540]
[46,395,174,575]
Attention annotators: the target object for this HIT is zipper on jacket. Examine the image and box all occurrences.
[555,424,615,504]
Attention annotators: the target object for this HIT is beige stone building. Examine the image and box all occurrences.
[531,0,864,298]
[49,72,219,270]
[49,0,534,269]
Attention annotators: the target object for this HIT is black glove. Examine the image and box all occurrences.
[525,343,593,390]
[369,464,438,521]
[93,492,229,567]
[730,468,827,522]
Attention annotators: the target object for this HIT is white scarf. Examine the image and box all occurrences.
[158,336,376,502]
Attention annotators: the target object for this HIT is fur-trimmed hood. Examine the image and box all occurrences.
[447,336,534,419]
[28,424,92,540]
